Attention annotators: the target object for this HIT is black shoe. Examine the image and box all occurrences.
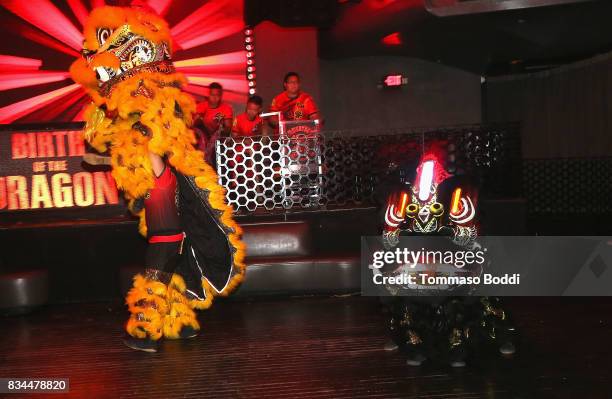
[179,326,200,339]
[499,341,516,356]
[449,348,467,368]
[406,353,427,366]
[123,336,159,353]
[449,359,467,368]
[383,339,399,352]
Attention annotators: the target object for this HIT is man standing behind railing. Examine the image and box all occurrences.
[268,72,321,134]
[194,82,233,167]
[229,95,268,196]
[267,72,323,209]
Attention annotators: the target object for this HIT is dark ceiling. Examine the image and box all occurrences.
[318,0,612,75]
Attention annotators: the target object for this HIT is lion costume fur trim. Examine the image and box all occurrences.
[125,273,203,340]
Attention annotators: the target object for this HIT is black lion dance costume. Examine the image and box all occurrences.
[70,4,246,352]
[379,152,516,367]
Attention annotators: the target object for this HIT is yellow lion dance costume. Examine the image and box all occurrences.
[70,4,246,350]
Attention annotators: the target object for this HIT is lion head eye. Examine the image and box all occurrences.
[96,27,113,46]
[405,203,419,217]
[81,47,96,58]
[430,202,444,216]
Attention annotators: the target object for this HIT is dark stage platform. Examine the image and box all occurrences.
[1,296,611,398]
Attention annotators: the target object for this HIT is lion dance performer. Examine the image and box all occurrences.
[70,3,246,352]
[379,152,516,367]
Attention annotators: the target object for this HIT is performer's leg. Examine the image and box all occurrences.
[389,299,428,366]
[123,241,199,352]
[381,296,399,352]
[479,297,517,356]
[123,269,169,352]
[442,298,471,368]
[162,271,201,340]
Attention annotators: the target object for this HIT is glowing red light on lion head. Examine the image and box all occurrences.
[413,153,450,202]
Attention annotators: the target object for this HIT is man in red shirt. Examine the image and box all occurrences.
[230,96,266,188]
[269,73,323,208]
[195,82,233,165]
[232,95,266,138]
[269,72,320,130]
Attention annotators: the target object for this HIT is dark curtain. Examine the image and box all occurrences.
[485,53,612,159]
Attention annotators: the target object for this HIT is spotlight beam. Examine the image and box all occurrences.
[171,0,228,37]
[24,89,86,121]
[185,76,247,93]
[0,83,81,123]
[0,55,42,70]
[7,18,81,57]
[171,0,243,50]
[2,0,84,51]
[175,22,244,51]
[0,71,71,91]
[148,0,173,16]
[174,51,246,67]
[66,0,89,27]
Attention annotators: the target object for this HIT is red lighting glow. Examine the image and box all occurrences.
[147,0,172,16]
[0,1,248,123]
[0,55,42,70]
[0,84,81,124]
[0,71,71,91]
[66,0,89,27]
[2,0,83,51]
[170,0,244,50]
[381,31,402,46]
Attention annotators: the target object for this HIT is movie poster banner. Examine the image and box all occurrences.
[0,124,126,226]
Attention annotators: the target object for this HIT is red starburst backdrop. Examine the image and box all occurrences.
[0,0,248,123]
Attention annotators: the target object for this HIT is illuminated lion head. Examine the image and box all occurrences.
[70,4,174,103]
[384,154,478,236]
[69,5,197,202]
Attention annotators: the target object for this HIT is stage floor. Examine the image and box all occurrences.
[1,296,611,398]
